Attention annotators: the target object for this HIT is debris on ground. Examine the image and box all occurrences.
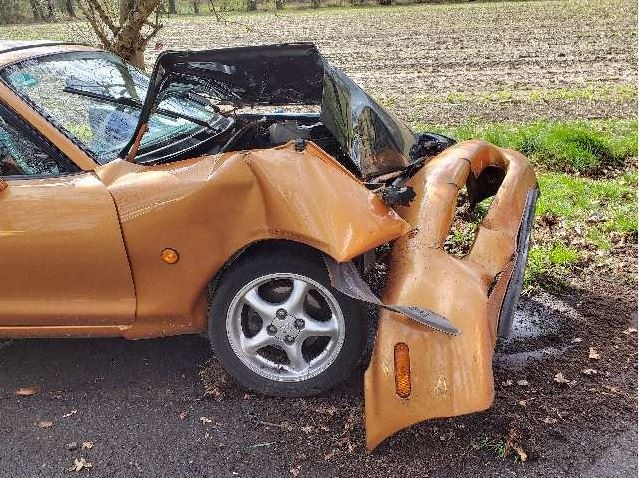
[15,387,37,397]
[67,457,92,472]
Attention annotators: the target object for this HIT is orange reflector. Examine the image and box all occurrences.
[394,342,411,398]
[161,248,179,264]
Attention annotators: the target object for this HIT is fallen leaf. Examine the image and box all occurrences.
[504,428,528,463]
[517,379,529,386]
[300,425,314,434]
[179,411,188,420]
[324,449,337,460]
[513,445,528,462]
[571,337,583,343]
[582,368,598,375]
[603,385,621,394]
[289,465,301,477]
[38,420,53,429]
[588,347,600,360]
[200,417,213,424]
[62,410,78,419]
[543,417,558,424]
[502,379,513,386]
[553,372,576,386]
[623,327,637,335]
[67,457,92,472]
[15,387,37,397]
[518,400,527,407]
[81,441,94,450]
[67,442,78,451]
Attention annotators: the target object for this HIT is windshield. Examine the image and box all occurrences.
[2,51,224,164]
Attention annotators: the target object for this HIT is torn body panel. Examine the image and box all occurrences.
[95,141,409,339]
[364,140,538,450]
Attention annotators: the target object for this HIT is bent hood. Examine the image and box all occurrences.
[122,43,417,179]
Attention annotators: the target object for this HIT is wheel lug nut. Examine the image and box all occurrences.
[284,335,294,344]
[266,324,277,335]
[294,319,305,330]
[276,309,287,319]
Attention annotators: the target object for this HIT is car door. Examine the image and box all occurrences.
[0,103,135,328]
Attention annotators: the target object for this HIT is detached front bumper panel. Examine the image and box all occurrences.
[364,140,538,450]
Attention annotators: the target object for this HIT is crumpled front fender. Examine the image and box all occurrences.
[365,140,538,450]
[96,141,410,338]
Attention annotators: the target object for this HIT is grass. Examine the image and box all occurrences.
[524,170,637,285]
[399,83,638,107]
[415,119,637,175]
[433,119,637,286]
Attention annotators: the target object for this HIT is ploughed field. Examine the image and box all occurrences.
[1,0,636,125]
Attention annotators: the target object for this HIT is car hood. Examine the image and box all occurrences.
[122,43,418,179]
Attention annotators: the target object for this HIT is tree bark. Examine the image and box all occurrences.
[29,0,43,20]
[275,0,283,9]
[246,0,256,11]
[43,0,56,19]
[192,0,199,13]
[66,0,76,16]
[311,0,320,7]
[168,0,177,13]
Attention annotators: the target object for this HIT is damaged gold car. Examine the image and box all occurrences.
[0,41,537,449]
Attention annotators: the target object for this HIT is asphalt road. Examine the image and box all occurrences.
[0,309,636,478]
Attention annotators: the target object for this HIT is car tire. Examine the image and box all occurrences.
[208,242,366,397]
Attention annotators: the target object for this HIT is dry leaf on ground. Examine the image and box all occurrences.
[589,347,601,360]
[38,420,53,429]
[81,441,94,450]
[67,457,92,472]
[15,387,37,396]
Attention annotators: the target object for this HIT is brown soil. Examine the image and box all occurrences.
[150,0,638,124]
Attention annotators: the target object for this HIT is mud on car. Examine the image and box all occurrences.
[0,41,538,448]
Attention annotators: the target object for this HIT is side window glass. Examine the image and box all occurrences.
[0,115,60,177]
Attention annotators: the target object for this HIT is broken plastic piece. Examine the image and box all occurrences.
[323,255,460,336]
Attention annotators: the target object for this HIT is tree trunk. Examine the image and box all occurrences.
[311,0,320,7]
[66,0,76,16]
[168,0,177,13]
[275,0,283,9]
[119,0,135,23]
[378,0,392,5]
[246,0,256,11]
[44,0,56,19]
[29,0,43,20]
[192,0,199,14]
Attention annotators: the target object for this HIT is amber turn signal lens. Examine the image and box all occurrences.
[161,248,179,264]
[394,342,411,399]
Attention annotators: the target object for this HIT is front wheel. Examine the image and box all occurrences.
[208,243,366,397]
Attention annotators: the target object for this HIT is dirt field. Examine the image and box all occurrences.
[0,0,636,124]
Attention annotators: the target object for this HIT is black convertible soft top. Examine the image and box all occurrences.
[121,43,419,179]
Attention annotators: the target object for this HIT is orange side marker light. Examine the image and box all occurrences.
[161,248,179,264]
[394,342,411,398]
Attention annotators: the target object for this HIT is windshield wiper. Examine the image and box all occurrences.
[63,86,212,128]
